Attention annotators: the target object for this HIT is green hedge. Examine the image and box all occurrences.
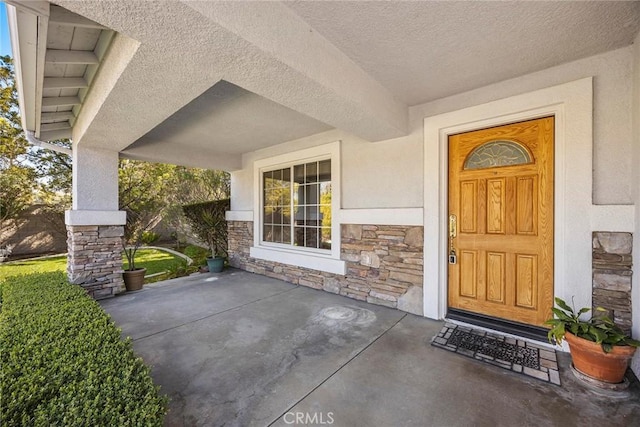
[0,272,167,426]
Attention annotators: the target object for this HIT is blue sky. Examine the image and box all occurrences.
[1,3,12,57]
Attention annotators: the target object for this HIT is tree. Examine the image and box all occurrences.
[0,55,36,243]
[118,159,171,244]
[1,55,72,246]
[32,140,73,202]
[118,160,230,250]
[160,167,229,246]
[1,54,232,254]
[0,56,27,163]
[169,167,230,204]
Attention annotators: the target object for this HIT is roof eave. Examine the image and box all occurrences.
[6,2,49,136]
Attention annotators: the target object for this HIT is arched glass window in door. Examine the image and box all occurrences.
[463,140,532,170]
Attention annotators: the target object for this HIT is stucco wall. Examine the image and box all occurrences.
[232,128,423,210]
[631,32,640,375]
[231,46,634,210]
[413,45,633,206]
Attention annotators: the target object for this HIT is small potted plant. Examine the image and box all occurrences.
[546,297,640,383]
[122,227,146,292]
[201,209,225,273]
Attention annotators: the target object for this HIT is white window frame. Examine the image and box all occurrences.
[251,141,346,275]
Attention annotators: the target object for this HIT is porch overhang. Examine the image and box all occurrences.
[7,0,410,172]
[7,2,640,173]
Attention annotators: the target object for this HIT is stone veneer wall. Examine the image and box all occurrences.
[228,221,424,315]
[67,225,125,299]
[592,232,633,335]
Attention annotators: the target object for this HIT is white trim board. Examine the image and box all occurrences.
[226,210,254,221]
[423,77,594,321]
[225,208,427,227]
[339,208,423,226]
[591,205,634,232]
[249,246,346,275]
[65,209,127,226]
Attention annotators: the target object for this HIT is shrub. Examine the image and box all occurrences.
[140,231,161,246]
[182,199,230,258]
[164,260,187,279]
[0,272,167,426]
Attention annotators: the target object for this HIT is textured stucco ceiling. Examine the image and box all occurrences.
[124,81,332,157]
[286,1,640,105]
[44,0,406,170]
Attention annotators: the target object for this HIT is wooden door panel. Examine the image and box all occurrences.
[515,254,538,309]
[459,250,478,298]
[460,180,478,233]
[486,178,506,234]
[516,176,538,235]
[448,116,554,326]
[486,252,506,304]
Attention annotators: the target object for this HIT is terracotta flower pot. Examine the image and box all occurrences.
[123,268,146,292]
[565,332,636,383]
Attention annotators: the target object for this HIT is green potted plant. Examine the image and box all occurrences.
[122,225,146,292]
[182,199,230,274]
[546,297,640,383]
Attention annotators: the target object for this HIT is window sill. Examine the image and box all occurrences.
[249,246,346,275]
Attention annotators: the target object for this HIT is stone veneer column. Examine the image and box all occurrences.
[67,224,125,299]
[228,220,253,269]
[592,232,633,335]
[66,145,126,299]
[227,220,424,315]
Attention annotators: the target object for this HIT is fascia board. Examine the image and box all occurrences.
[7,5,38,132]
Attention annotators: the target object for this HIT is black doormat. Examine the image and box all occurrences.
[432,323,561,385]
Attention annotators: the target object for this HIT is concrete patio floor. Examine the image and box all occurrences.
[100,269,640,427]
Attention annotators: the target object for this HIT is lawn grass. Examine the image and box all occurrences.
[0,249,185,282]
[0,255,67,281]
[124,249,187,283]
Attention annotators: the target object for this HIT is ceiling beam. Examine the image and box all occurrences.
[53,0,408,149]
[41,122,71,132]
[42,96,81,107]
[49,5,105,29]
[41,111,76,122]
[45,49,99,64]
[186,1,408,141]
[120,143,242,171]
[43,77,88,89]
[40,128,72,141]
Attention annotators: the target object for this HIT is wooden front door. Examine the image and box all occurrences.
[447,117,554,326]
